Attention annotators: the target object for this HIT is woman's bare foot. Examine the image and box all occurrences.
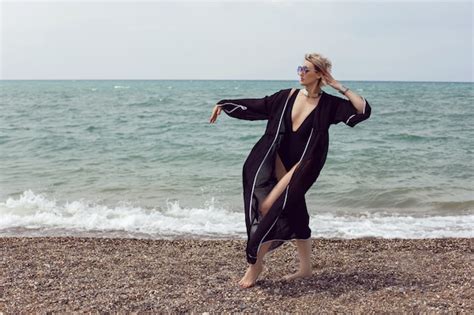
[238,263,264,288]
[282,269,312,281]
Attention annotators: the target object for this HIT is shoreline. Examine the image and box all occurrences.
[1,237,472,312]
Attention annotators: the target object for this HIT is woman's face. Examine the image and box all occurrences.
[299,60,322,86]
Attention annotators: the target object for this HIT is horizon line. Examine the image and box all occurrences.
[1,79,473,83]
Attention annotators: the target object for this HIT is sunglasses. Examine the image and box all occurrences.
[297,65,320,74]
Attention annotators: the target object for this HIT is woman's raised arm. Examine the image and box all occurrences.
[209,90,283,123]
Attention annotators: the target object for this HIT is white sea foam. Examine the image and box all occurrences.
[1,190,473,239]
[0,190,243,238]
[311,212,474,239]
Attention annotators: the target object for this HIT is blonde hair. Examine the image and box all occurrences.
[304,53,332,87]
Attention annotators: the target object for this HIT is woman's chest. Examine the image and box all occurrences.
[287,94,321,132]
[266,91,332,134]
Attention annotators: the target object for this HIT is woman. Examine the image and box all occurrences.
[209,53,371,288]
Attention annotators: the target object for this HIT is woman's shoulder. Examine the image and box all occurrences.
[273,87,298,97]
[271,88,291,95]
[263,88,292,102]
[267,88,302,105]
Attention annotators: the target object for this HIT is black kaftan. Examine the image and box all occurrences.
[217,87,372,264]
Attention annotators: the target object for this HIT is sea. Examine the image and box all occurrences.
[0,80,472,239]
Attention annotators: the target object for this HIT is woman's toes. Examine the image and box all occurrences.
[238,265,263,288]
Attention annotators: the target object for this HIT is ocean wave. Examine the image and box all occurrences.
[311,212,474,239]
[0,190,243,238]
[1,190,472,239]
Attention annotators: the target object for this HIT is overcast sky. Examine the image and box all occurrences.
[1,0,472,81]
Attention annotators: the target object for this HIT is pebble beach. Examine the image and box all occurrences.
[1,237,472,313]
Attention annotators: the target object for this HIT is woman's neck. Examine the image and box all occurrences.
[306,85,321,95]
[302,85,322,98]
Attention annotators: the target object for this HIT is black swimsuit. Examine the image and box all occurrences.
[277,89,317,171]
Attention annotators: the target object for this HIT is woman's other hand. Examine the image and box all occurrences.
[209,105,222,123]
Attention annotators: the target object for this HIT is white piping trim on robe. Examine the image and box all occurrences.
[216,102,248,114]
[345,97,367,125]
[346,114,356,125]
[247,90,294,259]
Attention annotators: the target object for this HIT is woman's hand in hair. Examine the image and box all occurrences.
[321,68,340,90]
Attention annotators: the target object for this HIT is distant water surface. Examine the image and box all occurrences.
[0,80,472,239]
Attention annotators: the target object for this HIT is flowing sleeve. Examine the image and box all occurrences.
[216,90,282,121]
[331,95,372,127]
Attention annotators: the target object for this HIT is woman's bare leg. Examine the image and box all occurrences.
[260,158,299,217]
[282,239,312,281]
[239,154,293,288]
[238,241,272,288]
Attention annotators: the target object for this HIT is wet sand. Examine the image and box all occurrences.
[1,237,472,312]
